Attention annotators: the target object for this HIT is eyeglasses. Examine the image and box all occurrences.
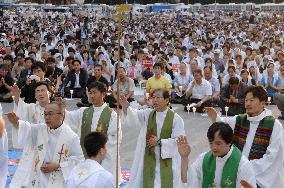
[44,112,62,117]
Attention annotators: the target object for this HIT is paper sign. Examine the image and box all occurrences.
[142,57,153,67]
[172,64,180,71]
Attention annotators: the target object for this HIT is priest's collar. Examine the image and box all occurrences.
[48,123,64,133]
[93,102,107,112]
[216,145,233,162]
[246,108,272,122]
[155,107,169,113]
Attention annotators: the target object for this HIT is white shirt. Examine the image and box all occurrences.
[74,72,81,88]
[186,79,212,99]
[65,159,114,188]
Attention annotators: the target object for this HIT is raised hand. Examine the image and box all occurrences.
[176,136,191,159]
[240,180,254,188]
[204,107,217,122]
[6,112,19,129]
[11,84,20,105]
[120,95,130,113]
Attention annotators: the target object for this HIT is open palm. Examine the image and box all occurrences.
[177,136,191,158]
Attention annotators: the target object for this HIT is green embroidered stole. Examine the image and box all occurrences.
[143,109,174,188]
[80,106,112,157]
[233,115,275,160]
[202,146,242,188]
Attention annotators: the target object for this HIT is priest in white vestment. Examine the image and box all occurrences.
[64,81,121,180]
[8,102,84,188]
[65,132,115,188]
[10,82,52,186]
[0,104,8,188]
[205,86,284,188]
[121,89,185,188]
[177,122,256,188]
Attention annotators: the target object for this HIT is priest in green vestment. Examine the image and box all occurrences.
[64,81,121,181]
[121,89,185,188]
[177,122,256,188]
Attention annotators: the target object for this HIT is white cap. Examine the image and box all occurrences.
[143,48,149,54]
[214,49,221,54]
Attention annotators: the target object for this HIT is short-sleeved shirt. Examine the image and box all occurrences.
[260,75,282,96]
[186,78,212,99]
[208,76,220,94]
[113,77,135,97]
[173,73,191,90]
[146,75,172,91]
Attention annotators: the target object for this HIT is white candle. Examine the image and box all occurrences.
[192,106,196,116]
[174,71,178,77]
[268,97,271,103]
[179,86,183,92]
[186,104,190,115]
[225,106,229,117]
[70,89,74,99]
[145,92,150,100]
[225,106,229,112]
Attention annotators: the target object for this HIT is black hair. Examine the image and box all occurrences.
[153,62,163,69]
[203,65,212,72]
[3,54,13,62]
[228,77,239,85]
[207,122,233,144]
[245,85,268,102]
[72,59,81,65]
[152,89,170,99]
[25,57,34,64]
[46,57,56,64]
[227,65,236,72]
[31,61,46,72]
[84,132,108,158]
[94,64,103,70]
[87,81,107,93]
[34,81,53,94]
[68,47,75,53]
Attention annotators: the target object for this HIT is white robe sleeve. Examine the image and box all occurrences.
[12,99,33,148]
[60,135,84,180]
[236,156,257,188]
[161,113,186,159]
[122,106,152,128]
[186,153,204,188]
[0,129,8,188]
[106,111,122,146]
[17,120,39,148]
[216,115,237,130]
[64,108,85,134]
[250,120,284,188]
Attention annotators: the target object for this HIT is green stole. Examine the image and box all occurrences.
[80,105,112,157]
[202,146,242,188]
[143,109,174,188]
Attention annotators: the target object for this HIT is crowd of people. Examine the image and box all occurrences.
[0,7,284,188]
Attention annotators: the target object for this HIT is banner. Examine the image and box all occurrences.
[142,57,153,67]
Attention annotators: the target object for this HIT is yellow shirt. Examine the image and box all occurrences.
[146,75,172,92]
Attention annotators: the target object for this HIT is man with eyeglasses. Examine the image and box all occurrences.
[7,102,84,188]
[120,88,185,188]
[64,81,121,182]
